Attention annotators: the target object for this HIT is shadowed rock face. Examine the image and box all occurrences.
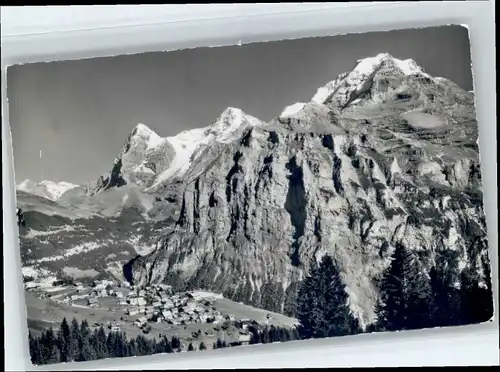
[18,54,489,328]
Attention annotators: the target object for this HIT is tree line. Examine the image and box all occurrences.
[29,317,300,365]
[29,318,186,365]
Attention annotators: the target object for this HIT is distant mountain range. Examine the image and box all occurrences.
[17,53,489,328]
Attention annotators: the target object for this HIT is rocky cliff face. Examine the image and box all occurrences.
[125,54,489,327]
[17,53,489,329]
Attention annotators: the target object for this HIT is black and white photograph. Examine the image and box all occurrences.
[7,25,494,366]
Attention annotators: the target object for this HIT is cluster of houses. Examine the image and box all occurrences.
[123,289,230,329]
[56,279,127,307]
[25,275,282,347]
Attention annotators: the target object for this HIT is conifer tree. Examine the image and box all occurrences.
[106,331,115,357]
[171,336,181,351]
[77,320,96,361]
[269,325,277,342]
[164,337,173,353]
[91,326,108,359]
[151,338,158,355]
[40,327,56,364]
[47,345,61,365]
[406,262,433,330]
[261,327,270,344]
[57,318,71,362]
[375,243,433,331]
[296,254,360,338]
[69,318,81,362]
[128,339,138,356]
[429,250,462,327]
[280,327,289,342]
[249,326,261,344]
[215,338,224,349]
[460,264,494,324]
[29,331,42,365]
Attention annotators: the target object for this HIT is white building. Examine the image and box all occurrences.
[87,297,98,305]
[129,297,147,307]
[71,294,87,301]
[163,300,174,309]
[239,333,252,344]
[129,297,139,305]
[128,308,140,316]
[199,314,210,323]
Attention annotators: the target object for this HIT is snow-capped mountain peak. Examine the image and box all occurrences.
[146,107,263,190]
[128,123,164,152]
[91,107,265,195]
[17,179,80,201]
[353,53,422,76]
[312,53,429,105]
[208,107,263,140]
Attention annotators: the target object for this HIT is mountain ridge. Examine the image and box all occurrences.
[16,54,488,329]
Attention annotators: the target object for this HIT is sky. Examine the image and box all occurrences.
[7,25,473,185]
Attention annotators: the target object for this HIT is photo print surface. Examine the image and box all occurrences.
[7,25,494,366]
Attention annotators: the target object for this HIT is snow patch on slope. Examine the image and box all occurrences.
[150,127,207,187]
[24,225,80,238]
[27,241,112,264]
[280,102,306,118]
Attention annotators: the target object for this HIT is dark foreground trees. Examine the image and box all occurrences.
[29,318,301,365]
[296,247,493,338]
[29,317,187,365]
[373,243,494,331]
[373,243,432,331]
[296,254,361,339]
